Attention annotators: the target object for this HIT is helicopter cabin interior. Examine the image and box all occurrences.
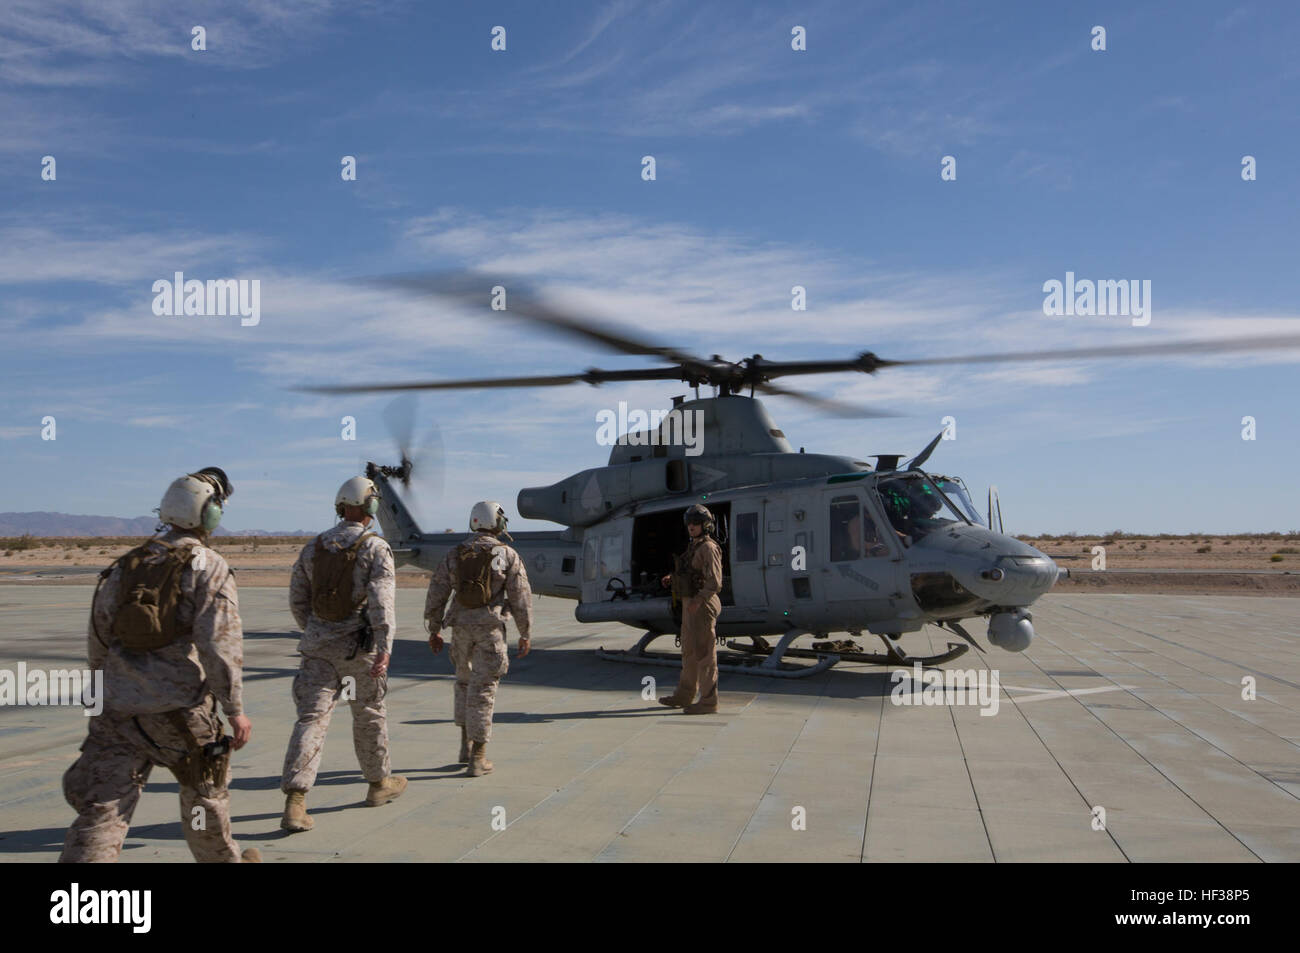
[628,503,734,605]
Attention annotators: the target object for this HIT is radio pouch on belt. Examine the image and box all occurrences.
[163,709,231,799]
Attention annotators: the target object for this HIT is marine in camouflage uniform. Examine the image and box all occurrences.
[281,511,405,826]
[660,504,724,714]
[60,471,255,863]
[425,502,533,777]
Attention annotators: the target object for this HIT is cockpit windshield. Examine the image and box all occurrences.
[875,473,973,540]
[931,475,986,527]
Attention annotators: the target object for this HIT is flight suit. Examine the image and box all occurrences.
[424,532,533,744]
[281,521,397,793]
[667,535,724,711]
[60,530,248,863]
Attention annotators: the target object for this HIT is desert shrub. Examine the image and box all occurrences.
[1276,547,1299,555]
[1270,554,1284,562]
[1196,545,1212,553]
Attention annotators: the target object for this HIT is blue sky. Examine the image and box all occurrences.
[1,0,1297,534]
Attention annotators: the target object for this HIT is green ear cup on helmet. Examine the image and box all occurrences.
[364,496,380,517]
[202,501,223,533]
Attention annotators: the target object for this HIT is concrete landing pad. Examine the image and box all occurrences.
[1,589,1297,862]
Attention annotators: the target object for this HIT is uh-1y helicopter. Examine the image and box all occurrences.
[304,273,1300,678]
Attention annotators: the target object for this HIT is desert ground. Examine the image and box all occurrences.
[3,587,1298,863]
[1,534,1297,595]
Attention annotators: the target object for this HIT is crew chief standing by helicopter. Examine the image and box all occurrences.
[659,504,723,714]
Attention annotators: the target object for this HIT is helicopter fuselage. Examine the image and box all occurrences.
[369,395,1059,651]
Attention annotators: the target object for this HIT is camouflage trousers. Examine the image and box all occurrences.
[281,646,390,793]
[60,696,243,863]
[451,624,509,743]
[672,596,720,708]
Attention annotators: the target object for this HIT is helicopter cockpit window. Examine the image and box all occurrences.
[830,496,887,561]
[932,476,986,527]
[829,496,860,561]
[876,475,967,541]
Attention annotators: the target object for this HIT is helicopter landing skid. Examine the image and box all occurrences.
[726,631,969,667]
[596,629,839,679]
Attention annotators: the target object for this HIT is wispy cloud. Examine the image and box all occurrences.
[127,415,186,428]
[0,0,380,86]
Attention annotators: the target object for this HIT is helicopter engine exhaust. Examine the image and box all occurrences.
[987,608,1034,652]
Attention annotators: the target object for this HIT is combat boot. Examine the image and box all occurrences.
[281,791,314,832]
[458,725,469,763]
[467,741,494,777]
[658,694,688,708]
[365,774,408,806]
[241,848,263,863]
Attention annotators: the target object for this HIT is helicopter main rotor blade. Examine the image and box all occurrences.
[883,332,1300,369]
[369,271,707,367]
[721,332,1300,383]
[752,381,898,418]
[298,365,697,395]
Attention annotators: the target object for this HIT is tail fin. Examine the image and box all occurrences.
[366,465,423,549]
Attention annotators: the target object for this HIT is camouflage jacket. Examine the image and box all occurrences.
[424,532,533,638]
[89,529,244,718]
[290,521,396,657]
[680,535,723,603]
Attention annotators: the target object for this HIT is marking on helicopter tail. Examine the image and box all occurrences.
[580,473,603,512]
[835,563,880,591]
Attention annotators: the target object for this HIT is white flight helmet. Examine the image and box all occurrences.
[469,500,508,534]
[335,476,380,518]
[159,475,224,533]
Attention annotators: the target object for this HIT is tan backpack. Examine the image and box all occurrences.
[106,540,197,654]
[454,543,498,609]
[310,532,375,622]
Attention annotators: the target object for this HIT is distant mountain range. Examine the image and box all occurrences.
[0,512,311,537]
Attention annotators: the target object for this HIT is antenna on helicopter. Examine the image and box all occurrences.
[906,431,946,471]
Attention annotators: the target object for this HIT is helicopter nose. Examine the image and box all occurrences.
[978,553,1059,603]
